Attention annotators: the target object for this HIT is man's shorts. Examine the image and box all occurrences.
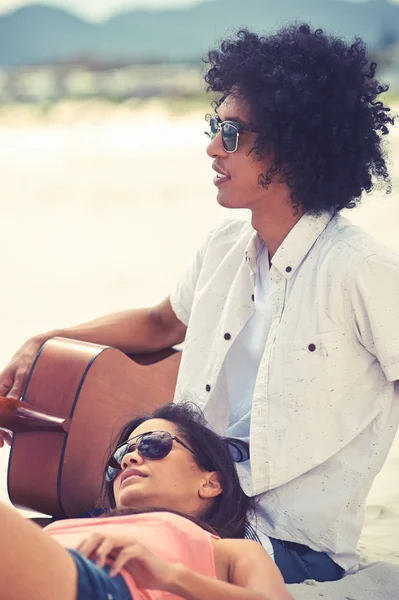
[69,548,132,600]
[269,537,345,584]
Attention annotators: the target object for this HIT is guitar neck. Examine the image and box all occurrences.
[0,397,70,434]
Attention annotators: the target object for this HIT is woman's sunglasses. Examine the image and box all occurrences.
[105,430,196,483]
[205,115,255,153]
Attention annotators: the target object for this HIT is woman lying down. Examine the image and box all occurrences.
[1,403,292,600]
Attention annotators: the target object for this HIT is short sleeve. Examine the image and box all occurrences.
[351,250,399,382]
[169,228,215,326]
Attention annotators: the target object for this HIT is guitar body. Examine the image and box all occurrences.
[6,337,181,518]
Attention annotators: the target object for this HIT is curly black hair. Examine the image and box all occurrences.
[204,24,395,214]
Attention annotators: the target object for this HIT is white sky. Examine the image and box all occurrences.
[0,0,396,22]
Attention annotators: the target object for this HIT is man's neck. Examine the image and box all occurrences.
[251,204,305,260]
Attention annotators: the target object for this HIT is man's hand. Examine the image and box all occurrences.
[77,532,177,591]
[0,430,12,448]
[0,337,44,401]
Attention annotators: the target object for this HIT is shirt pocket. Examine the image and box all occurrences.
[282,330,346,410]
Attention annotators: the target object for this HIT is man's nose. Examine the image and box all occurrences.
[206,131,226,158]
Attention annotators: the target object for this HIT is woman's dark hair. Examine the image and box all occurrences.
[101,402,253,539]
[204,23,394,214]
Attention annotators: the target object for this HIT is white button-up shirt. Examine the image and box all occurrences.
[170,212,399,572]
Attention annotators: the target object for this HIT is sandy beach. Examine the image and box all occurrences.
[0,103,398,596]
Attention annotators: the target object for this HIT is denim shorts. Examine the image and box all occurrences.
[69,549,132,600]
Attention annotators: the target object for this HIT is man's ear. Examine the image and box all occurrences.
[198,471,223,500]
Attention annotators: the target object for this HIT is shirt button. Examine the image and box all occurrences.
[224,333,231,340]
[308,343,316,352]
[205,384,211,392]
[285,266,292,273]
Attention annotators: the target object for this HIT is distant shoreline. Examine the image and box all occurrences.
[0,94,396,128]
[0,97,210,127]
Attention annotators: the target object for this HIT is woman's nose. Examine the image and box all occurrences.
[121,449,144,469]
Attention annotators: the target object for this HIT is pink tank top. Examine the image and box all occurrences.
[44,511,218,599]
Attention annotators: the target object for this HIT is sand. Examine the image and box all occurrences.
[0,104,398,596]
[289,562,399,599]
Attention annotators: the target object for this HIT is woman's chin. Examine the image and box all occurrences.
[117,488,148,508]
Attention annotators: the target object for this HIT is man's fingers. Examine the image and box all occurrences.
[3,431,12,445]
[0,431,13,449]
[6,374,25,401]
[0,375,13,397]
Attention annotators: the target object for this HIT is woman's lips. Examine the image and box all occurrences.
[121,474,145,486]
[120,474,147,488]
[120,468,147,485]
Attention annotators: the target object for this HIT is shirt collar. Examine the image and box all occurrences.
[244,230,263,277]
[270,212,334,280]
[243,211,334,279]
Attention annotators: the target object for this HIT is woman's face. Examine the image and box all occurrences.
[112,418,222,517]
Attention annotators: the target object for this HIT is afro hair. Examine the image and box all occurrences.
[204,24,395,214]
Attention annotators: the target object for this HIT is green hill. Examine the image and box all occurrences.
[0,0,397,66]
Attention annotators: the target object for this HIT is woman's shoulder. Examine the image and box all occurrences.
[211,537,266,554]
[211,538,272,583]
[211,537,271,565]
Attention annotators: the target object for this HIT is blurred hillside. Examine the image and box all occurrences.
[1,0,399,105]
[0,0,399,67]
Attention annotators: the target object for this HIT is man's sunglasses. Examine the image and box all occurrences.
[205,115,255,153]
[105,430,196,483]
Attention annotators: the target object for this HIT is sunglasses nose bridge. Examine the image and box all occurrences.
[121,445,144,469]
[206,127,229,157]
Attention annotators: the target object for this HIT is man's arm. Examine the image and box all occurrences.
[41,296,186,354]
[0,296,186,403]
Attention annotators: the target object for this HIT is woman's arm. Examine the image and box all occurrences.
[78,533,292,600]
[168,539,293,600]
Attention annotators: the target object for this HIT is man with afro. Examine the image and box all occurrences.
[0,23,397,584]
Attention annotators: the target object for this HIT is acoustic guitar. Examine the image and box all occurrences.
[0,337,181,518]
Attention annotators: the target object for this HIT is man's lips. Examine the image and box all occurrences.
[212,163,231,187]
[120,468,147,485]
[212,163,230,177]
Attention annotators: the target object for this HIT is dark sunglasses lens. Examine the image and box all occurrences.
[221,122,238,152]
[209,117,220,139]
[106,442,130,482]
[105,432,174,482]
[138,431,173,459]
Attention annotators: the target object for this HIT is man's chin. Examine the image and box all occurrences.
[216,191,245,209]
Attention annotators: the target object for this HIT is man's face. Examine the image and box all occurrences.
[206,95,272,210]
